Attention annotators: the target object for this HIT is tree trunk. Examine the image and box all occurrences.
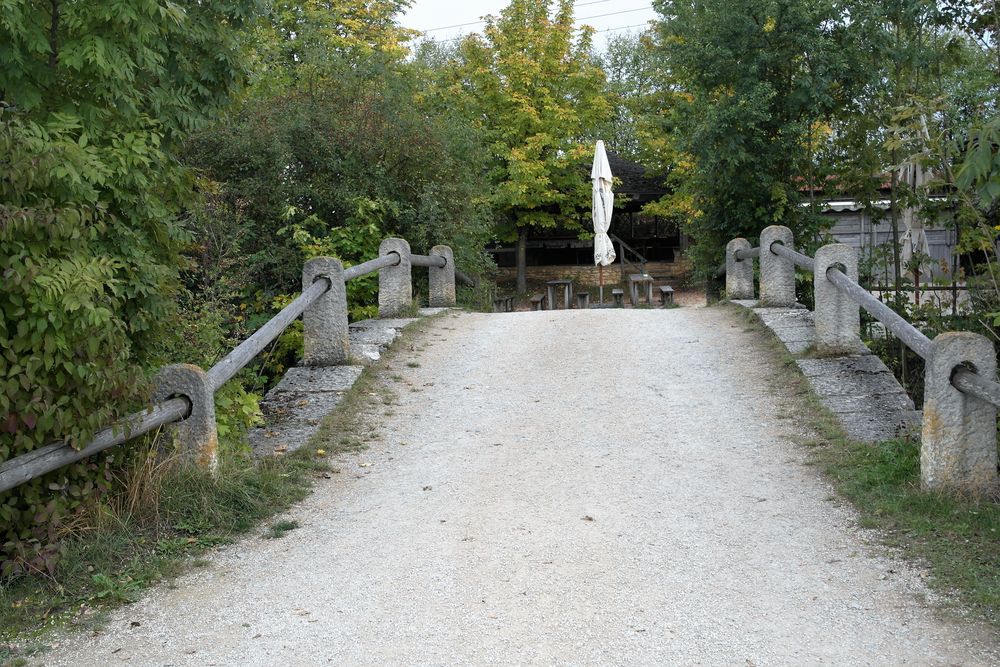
[516,226,528,294]
[49,0,59,69]
[889,153,902,297]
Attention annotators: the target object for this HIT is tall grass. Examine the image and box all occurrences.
[0,441,327,643]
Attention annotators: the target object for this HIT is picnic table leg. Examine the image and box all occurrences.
[646,282,653,304]
[564,283,572,310]
[547,285,556,310]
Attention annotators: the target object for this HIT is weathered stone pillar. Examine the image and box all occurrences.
[303,257,349,366]
[428,245,456,307]
[922,332,999,497]
[379,238,412,318]
[814,244,860,355]
[759,225,796,307]
[725,238,754,300]
[154,364,218,472]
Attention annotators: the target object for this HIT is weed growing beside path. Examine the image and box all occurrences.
[0,447,328,655]
[0,311,452,661]
[725,303,1000,628]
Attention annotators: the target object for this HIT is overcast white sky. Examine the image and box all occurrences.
[401,0,658,51]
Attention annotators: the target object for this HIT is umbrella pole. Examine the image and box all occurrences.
[599,264,604,304]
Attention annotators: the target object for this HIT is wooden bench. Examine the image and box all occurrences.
[575,291,590,309]
[658,285,675,306]
[530,293,546,311]
[546,279,573,310]
[612,288,624,307]
[492,295,515,312]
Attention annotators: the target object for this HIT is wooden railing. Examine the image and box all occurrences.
[0,239,471,493]
[725,226,999,498]
[610,233,647,280]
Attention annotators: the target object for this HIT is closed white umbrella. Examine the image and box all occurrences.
[899,161,933,280]
[592,140,616,303]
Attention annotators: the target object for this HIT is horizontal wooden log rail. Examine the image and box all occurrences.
[725,226,1000,498]
[0,239,466,494]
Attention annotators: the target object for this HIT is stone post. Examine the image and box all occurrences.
[814,244,861,355]
[154,364,218,472]
[759,225,796,307]
[725,238,754,300]
[379,238,412,318]
[302,257,349,366]
[922,332,999,497]
[428,245,456,307]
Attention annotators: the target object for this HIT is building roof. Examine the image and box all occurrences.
[606,152,667,204]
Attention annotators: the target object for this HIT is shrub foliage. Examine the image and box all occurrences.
[0,0,257,574]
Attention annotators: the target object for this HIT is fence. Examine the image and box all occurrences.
[0,239,470,494]
[725,225,1000,498]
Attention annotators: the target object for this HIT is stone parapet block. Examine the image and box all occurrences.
[153,364,218,471]
[379,238,412,318]
[814,244,861,355]
[922,332,999,497]
[759,225,796,307]
[725,238,754,300]
[303,257,349,366]
[429,245,456,307]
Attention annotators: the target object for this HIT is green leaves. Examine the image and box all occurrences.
[955,117,1000,207]
[652,0,870,270]
[451,0,610,236]
[1,0,258,574]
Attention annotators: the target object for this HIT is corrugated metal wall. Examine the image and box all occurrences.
[824,210,956,282]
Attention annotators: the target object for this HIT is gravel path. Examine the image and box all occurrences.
[39,307,998,666]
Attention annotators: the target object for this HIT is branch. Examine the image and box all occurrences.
[49,0,59,70]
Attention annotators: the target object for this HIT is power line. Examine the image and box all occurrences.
[423,7,655,44]
[597,22,653,34]
[419,0,634,34]
[577,6,653,22]
[430,19,654,45]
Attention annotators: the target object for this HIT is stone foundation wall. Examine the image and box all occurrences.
[496,259,693,287]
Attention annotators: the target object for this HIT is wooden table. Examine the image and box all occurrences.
[546,279,574,310]
[629,273,654,306]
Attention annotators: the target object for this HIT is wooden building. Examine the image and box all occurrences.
[490,153,692,286]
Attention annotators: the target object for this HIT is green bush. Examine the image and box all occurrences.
[0,0,258,573]
[181,64,497,321]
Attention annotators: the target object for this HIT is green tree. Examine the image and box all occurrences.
[249,0,416,95]
[597,30,661,162]
[652,0,852,270]
[0,0,257,573]
[450,0,611,292]
[183,55,495,322]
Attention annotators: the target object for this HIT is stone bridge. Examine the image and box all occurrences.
[8,235,998,665]
[39,304,1000,666]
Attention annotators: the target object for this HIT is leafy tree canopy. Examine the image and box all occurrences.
[652,0,854,268]
[445,0,611,289]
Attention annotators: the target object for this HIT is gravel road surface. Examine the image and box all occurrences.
[38,307,998,666]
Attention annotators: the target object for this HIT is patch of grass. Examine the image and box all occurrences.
[264,520,300,540]
[720,301,1000,628]
[402,298,423,318]
[406,361,421,368]
[308,314,444,458]
[818,438,1000,616]
[0,443,328,652]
